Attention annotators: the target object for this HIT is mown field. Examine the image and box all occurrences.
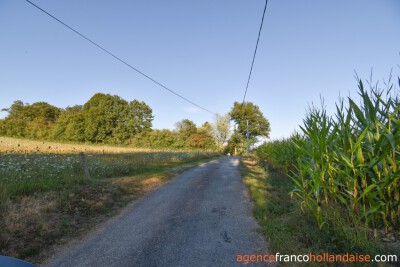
[0,137,220,262]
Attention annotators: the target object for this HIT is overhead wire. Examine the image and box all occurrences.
[242,0,269,104]
[24,0,216,115]
[239,0,269,153]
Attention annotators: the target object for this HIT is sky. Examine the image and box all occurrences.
[0,0,399,140]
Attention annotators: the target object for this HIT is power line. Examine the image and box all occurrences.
[24,0,216,115]
[242,0,269,104]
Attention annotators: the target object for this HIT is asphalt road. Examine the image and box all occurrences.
[45,157,269,267]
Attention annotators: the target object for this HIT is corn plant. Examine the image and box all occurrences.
[256,137,297,174]
[291,77,399,233]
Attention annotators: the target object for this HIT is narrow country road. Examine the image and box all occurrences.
[45,157,269,267]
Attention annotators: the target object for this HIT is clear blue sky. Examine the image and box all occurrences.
[1,0,399,140]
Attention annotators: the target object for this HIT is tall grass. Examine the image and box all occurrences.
[291,77,399,234]
[0,138,220,201]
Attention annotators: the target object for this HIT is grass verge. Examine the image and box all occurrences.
[0,156,219,264]
[240,155,397,267]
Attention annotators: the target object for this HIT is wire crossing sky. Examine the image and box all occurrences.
[24,0,216,115]
[0,0,399,139]
[242,0,268,104]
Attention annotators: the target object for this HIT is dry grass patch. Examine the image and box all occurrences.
[0,182,127,262]
[1,193,61,259]
[141,177,163,192]
[0,136,149,154]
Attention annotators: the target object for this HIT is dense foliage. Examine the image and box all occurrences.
[227,102,270,154]
[128,121,216,150]
[0,101,60,139]
[230,101,270,139]
[0,93,218,150]
[0,94,152,144]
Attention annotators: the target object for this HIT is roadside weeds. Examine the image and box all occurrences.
[0,156,219,264]
[240,155,396,267]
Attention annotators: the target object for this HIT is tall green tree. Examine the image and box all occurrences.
[125,100,153,135]
[174,119,197,148]
[25,102,61,139]
[82,94,124,143]
[1,101,29,137]
[82,93,153,144]
[230,101,270,140]
[24,102,60,123]
[109,99,153,143]
[51,105,85,142]
[175,119,197,138]
[1,101,60,139]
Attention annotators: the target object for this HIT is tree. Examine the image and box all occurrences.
[187,133,215,149]
[198,122,213,136]
[82,93,125,143]
[174,119,197,148]
[51,105,85,142]
[0,119,4,135]
[147,129,176,148]
[175,119,197,138]
[24,102,61,139]
[1,101,29,137]
[2,117,27,137]
[64,111,86,142]
[225,131,246,155]
[189,122,217,150]
[1,101,60,139]
[230,101,270,140]
[24,102,60,124]
[212,113,231,148]
[1,100,25,118]
[124,99,153,136]
[82,93,153,144]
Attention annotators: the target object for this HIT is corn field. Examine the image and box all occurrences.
[291,78,399,233]
[256,138,297,174]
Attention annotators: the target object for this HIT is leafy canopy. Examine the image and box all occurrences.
[230,101,270,139]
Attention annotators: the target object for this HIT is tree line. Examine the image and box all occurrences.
[0,93,270,152]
